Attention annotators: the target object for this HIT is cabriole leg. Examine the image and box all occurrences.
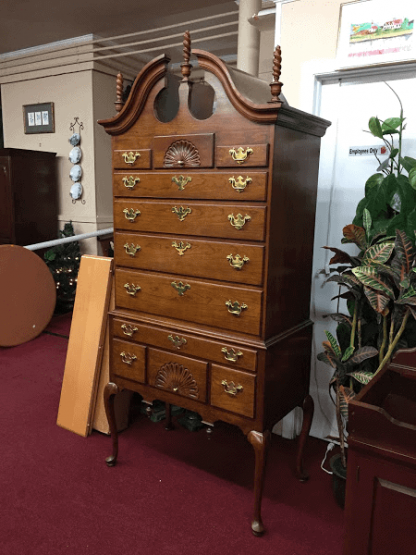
[247,429,271,536]
[295,394,315,481]
[104,382,121,467]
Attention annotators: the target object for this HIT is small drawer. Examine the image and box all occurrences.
[111,338,146,383]
[216,144,269,168]
[153,133,214,168]
[113,149,151,169]
[112,171,268,201]
[112,316,258,372]
[210,365,256,418]
[148,348,207,402]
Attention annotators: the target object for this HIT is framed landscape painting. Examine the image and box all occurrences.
[337,0,415,69]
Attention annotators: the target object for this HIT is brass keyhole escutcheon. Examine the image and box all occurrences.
[124,283,141,297]
[172,241,191,256]
[229,176,252,192]
[120,351,137,365]
[229,147,253,164]
[172,206,192,221]
[122,176,140,189]
[225,300,248,316]
[228,213,251,230]
[123,208,141,222]
[172,175,192,191]
[171,281,191,296]
[121,323,138,337]
[122,151,141,164]
[124,243,141,257]
[168,334,187,349]
[221,380,243,396]
[221,347,243,363]
[226,254,250,270]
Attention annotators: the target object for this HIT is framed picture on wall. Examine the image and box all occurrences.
[23,102,55,134]
[337,0,415,70]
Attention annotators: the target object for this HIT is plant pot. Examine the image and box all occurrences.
[330,453,347,508]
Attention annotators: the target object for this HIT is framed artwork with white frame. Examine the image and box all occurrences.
[337,0,415,70]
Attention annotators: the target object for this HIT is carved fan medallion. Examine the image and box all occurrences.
[155,362,199,399]
[163,140,200,168]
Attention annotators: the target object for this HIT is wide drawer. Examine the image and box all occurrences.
[114,232,265,286]
[147,348,207,402]
[112,171,268,201]
[216,144,269,168]
[111,338,146,383]
[113,149,151,169]
[115,268,263,336]
[210,364,256,418]
[114,199,266,242]
[112,316,258,372]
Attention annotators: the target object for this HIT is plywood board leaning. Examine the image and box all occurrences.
[57,255,113,437]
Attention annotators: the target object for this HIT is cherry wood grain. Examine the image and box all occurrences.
[114,268,263,336]
[114,232,265,286]
[113,149,152,169]
[114,199,266,242]
[111,316,258,372]
[153,133,214,168]
[111,338,146,383]
[216,144,269,168]
[210,364,256,418]
[112,170,268,201]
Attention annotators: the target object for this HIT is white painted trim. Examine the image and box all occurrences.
[0,35,94,60]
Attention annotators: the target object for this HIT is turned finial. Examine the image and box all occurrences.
[115,72,124,113]
[181,31,192,81]
[269,46,283,103]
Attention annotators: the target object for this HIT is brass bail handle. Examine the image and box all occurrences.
[228,214,251,230]
[221,347,243,363]
[122,176,140,189]
[229,176,252,192]
[227,254,250,270]
[120,351,137,365]
[123,208,141,222]
[229,147,253,164]
[122,151,141,164]
[121,323,138,337]
[221,380,244,396]
[124,243,141,257]
[124,283,141,296]
[225,300,248,316]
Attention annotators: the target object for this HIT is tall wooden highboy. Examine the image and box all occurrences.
[99,36,330,535]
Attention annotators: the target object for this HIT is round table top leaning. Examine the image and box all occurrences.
[0,245,56,347]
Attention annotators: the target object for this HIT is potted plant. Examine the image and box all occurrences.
[318,86,416,504]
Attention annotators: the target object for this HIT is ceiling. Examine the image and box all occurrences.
[0,0,237,57]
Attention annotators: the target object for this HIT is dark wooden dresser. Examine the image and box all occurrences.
[99,36,330,535]
[0,148,57,247]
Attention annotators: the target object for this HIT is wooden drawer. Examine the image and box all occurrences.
[114,232,265,286]
[153,133,214,168]
[113,149,151,170]
[112,171,268,201]
[111,338,146,383]
[112,316,258,372]
[210,364,256,418]
[114,199,266,242]
[147,348,207,402]
[216,144,269,168]
[115,269,263,336]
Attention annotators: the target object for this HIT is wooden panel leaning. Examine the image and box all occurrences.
[57,255,113,437]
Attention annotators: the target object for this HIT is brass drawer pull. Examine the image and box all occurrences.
[172,175,192,191]
[121,323,138,337]
[168,334,187,349]
[229,176,252,192]
[226,254,249,270]
[123,208,141,222]
[225,300,248,316]
[122,151,141,164]
[172,241,191,256]
[124,243,141,257]
[120,351,137,365]
[124,283,141,296]
[229,147,253,164]
[221,347,243,363]
[221,380,244,396]
[172,206,192,221]
[122,176,140,189]
[228,213,251,230]
[171,281,190,296]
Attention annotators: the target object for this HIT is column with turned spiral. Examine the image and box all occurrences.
[269,46,283,103]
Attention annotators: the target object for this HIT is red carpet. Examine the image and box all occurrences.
[1,313,344,555]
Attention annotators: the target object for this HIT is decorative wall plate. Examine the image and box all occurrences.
[69,147,82,164]
[69,133,81,146]
[70,182,83,200]
[69,165,82,182]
